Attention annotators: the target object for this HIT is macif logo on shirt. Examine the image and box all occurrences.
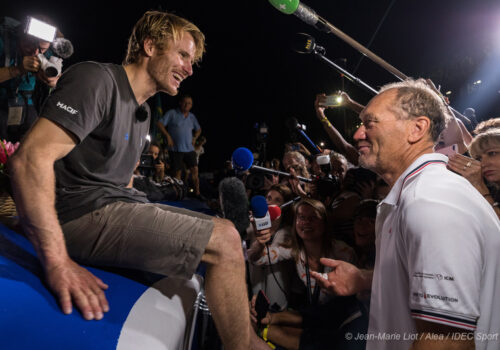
[56,101,78,115]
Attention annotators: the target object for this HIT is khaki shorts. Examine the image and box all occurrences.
[62,201,214,279]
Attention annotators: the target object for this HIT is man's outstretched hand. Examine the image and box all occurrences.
[310,258,372,296]
[45,258,109,320]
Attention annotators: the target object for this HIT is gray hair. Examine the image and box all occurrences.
[379,78,449,142]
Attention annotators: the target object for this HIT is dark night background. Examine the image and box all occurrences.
[4,0,500,171]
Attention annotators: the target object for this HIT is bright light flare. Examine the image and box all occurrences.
[26,17,56,42]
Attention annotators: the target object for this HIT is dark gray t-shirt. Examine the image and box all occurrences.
[41,62,149,224]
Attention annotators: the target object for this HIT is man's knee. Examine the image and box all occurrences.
[204,218,244,266]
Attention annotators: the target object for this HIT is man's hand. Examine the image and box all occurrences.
[22,56,41,73]
[166,135,174,148]
[155,160,165,180]
[310,258,371,296]
[288,168,308,197]
[45,258,109,320]
[262,174,279,191]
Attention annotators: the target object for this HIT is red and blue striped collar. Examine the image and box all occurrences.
[382,154,448,206]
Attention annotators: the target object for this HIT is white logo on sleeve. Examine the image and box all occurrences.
[56,101,79,115]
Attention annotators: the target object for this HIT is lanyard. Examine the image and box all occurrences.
[305,262,321,306]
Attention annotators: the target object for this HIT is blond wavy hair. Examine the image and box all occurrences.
[124,11,205,65]
[469,127,500,160]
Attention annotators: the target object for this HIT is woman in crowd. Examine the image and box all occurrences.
[248,184,295,310]
[282,151,311,197]
[448,126,500,219]
[250,198,355,305]
[249,198,365,350]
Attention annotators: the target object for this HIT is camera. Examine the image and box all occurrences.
[138,154,161,178]
[285,117,307,143]
[37,54,62,77]
[245,173,266,191]
[139,154,155,169]
[314,174,341,201]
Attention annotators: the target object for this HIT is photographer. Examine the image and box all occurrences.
[0,15,65,142]
[132,142,188,202]
[145,141,166,182]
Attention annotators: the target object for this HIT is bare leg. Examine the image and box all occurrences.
[202,218,250,349]
[174,169,182,180]
[191,166,200,195]
[184,169,190,187]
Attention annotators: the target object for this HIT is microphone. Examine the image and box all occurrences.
[232,147,312,183]
[292,33,325,55]
[281,196,302,209]
[269,0,330,32]
[135,104,149,122]
[51,37,74,59]
[268,205,282,221]
[285,118,322,154]
[250,196,282,231]
[219,177,250,239]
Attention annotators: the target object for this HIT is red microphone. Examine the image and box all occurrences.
[268,205,282,221]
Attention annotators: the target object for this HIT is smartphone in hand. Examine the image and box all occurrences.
[255,289,270,325]
[319,94,343,108]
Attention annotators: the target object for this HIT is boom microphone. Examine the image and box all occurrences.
[219,177,250,238]
[269,0,330,32]
[51,37,74,59]
[281,196,302,209]
[232,147,312,183]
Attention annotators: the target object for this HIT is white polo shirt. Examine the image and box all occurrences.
[366,153,500,350]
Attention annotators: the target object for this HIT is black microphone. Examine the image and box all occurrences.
[292,33,325,55]
[219,177,250,239]
[51,37,74,59]
[135,104,149,122]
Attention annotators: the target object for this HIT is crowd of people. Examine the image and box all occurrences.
[1,8,499,350]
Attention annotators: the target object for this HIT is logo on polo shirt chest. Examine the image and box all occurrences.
[414,272,454,281]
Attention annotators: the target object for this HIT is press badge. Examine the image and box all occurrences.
[7,106,23,126]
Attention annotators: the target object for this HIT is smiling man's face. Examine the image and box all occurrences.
[353,89,410,174]
[147,31,196,96]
